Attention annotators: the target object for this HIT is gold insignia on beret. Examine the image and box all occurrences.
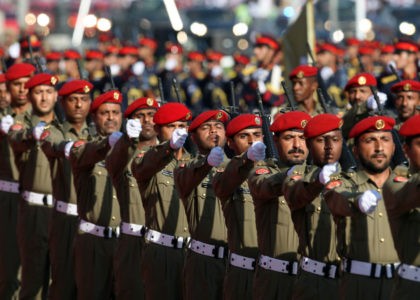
[255,117,261,125]
[301,119,308,128]
[113,92,119,100]
[297,71,304,79]
[185,112,192,120]
[403,83,411,91]
[146,98,153,106]
[358,76,367,85]
[216,111,223,120]
[339,119,344,128]
[375,119,385,130]
[83,85,90,93]
[50,76,57,85]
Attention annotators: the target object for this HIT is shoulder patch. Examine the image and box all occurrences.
[10,124,23,131]
[40,130,50,140]
[179,163,185,168]
[290,175,303,181]
[255,168,270,175]
[325,180,342,190]
[73,140,86,148]
[136,152,145,158]
[380,74,397,85]
[216,167,224,173]
[393,176,408,183]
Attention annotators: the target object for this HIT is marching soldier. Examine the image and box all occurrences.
[8,73,60,299]
[213,114,263,300]
[324,116,400,300]
[69,90,123,299]
[174,110,230,300]
[283,114,344,299]
[106,97,159,299]
[0,73,11,114]
[390,80,420,128]
[247,111,311,299]
[39,79,93,300]
[131,102,192,299]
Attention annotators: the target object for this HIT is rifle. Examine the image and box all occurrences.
[388,62,402,82]
[1,57,7,72]
[105,65,117,90]
[77,59,86,80]
[256,89,280,165]
[317,88,358,173]
[27,36,42,73]
[281,80,296,110]
[158,77,166,105]
[227,81,240,118]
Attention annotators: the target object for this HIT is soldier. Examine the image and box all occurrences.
[106,97,159,300]
[45,51,62,76]
[390,80,420,128]
[84,49,106,98]
[69,90,123,299]
[63,49,82,81]
[8,73,60,299]
[202,50,228,110]
[383,115,420,299]
[0,73,11,114]
[174,110,230,300]
[131,102,192,299]
[212,114,263,300]
[0,63,35,299]
[324,116,400,300]
[283,114,344,299]
[39,79,93,300]
[247,111,311,299]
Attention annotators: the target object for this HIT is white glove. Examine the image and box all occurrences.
[126,119,142,139]
[247,141,266,162]
[32,122,46,141]
[1,115,14,134]
[207,146,224,167]
[132,61,145,76]
[64,141,74,159]
[367,92,387,111]
[108,131,123,148]
[319,162,339,185]
[165,57,178,71]
[170,128,188,150]
[320,66,334,81]
[252,68,269,81]
[358,190,382,214]
[211,65,223,78]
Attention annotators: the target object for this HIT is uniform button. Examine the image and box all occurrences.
[202,193,206,197]
[98,171,102,175]
[112,195,117,199]
[129,183,135,187]
[166,181,170,184]
[380,238,385,243]
[112,216,116,221]
[316,207,321,212]
[184,227,188,232]
[378,212,383,217]
[281,200,285,204]
[377,188,381,192]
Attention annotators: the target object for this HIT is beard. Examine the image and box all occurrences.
[358,153,390,174]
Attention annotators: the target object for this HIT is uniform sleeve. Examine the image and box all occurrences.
[106,134,137,180]
[213,152,254,199]
[8,126,33,154]
[323,176,361,217]
[41,126,66,159]
[247,163,287,201]
[70,137,110,170]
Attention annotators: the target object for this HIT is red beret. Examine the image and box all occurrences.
[5,63,36,81]
[346,38,360,46]
[124,97,159,118]
[399,115,420,137]
[153,103,192,125]
[226,114,262,137]
[187,51,206,62]
[207,51,224,62]
[58,79,94,96]
[233,53,250,65]
[139,37,158,50]
[25,73,59,89]
[255,35,279,51]
[105,45,119,55]
[165,42,183,54]
[90,90,122,113]
[85,49,104,60]
[381,44,394,54]
[289,65,318,79]
[349,116,396,139]
[358,47,375,56]
[395,41,418,53]
[270,111,311,133]
[390,80,420,93]
[304,113,343,139]
[45,51,62,61]
[318,43,339,55]
[20,36,41,49]
[119,46,138,57]
[0,74,6,84]
[64,49,82,60]
[188,110,230,132]
[345,73,377,91]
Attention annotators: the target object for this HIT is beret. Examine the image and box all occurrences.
[119,46,138,57]
[188,110,230,132]
[233,53,250,65]
[90,90,122,113]
[64,49,82,60]
[58,79,94,96]
[289,65,318,79]
[207,51,224,62]
[358,47,375,56]
[304,113,343,139]
[5,63,36,81]
[349,116,395,139]
[187,51,206,62]
[124,97,159,118]
[105,45,119,55]
[85,49,104,60]
[165,42,183,54]
[390,80,420,93]
[318,43,339,55]
[25,73,59,89]
[153,103,192,125]
[345,73,377,91]
[255,35,279,51]
[226,114,262,137]
[381,44,394,54]
[139,37,158,50]
[399,115,420,137]
[45,51,62,61]
[0,73,6,83]
[20,36,41,49]
[346,38,360,46]
[394,41,418,53]
[270,111,311,133]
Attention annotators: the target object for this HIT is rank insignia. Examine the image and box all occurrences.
[255,168,270,175]
[325,180,342,190]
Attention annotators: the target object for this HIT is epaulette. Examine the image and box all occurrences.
[242,65,257,77]
[380,74,397,85]
[288,165,305,181]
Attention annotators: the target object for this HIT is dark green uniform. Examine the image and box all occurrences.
[247,161,300,300]
[70,136,121,300]
[213,153,258,300]
[174,154,228,300]
[383,168,420,299]
[324,169,399,300]
[41,121,89,300]
[283,165,340,300]
[132,141,191,300]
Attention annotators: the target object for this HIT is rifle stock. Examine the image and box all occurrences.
[281,80,296,110]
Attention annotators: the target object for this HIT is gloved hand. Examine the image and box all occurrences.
[247,141,266,162]
[170,128,188,150]
[367,92,387,111]
[358,190,382,214]
[320,66,334,81]
[1,115,14,134]
[64,141,75,159]
[108,131,123,148]
[32,121,46,141]
[207,146,224,167]
[319,162,339,185]
[126,119,142,139]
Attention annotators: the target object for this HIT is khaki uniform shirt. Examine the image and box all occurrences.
[323,169,399,263]
[131,141,190,237]
[213,152,258,257]
[174,153,227,244]
[70,136,120,227]
[247,160,299,260]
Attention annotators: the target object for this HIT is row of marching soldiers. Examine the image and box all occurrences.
[0,60,419,300]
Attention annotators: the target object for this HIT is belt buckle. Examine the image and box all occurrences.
[212,245,226,259]
[104,226,119,239]
[140,226,147,237]
[286,261,298,275]
[171,236,184,249]
[322,263,337,279]
[42,195,49,206]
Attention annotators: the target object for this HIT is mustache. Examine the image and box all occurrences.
[288,148,305,155]
[104,120,118,127]
[371,153,387,159]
